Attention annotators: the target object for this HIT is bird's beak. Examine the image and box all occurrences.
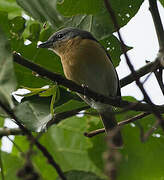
[38,39,53,48]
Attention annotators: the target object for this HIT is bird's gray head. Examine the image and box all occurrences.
[38,27,96,51]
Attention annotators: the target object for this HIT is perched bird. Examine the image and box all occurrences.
[38,27,123,147]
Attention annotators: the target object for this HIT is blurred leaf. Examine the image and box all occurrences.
[0,11,10,37]
[117,123,164,180]
[0,116,4,127]
[16,0,63,27]
[159,0,164,7]
[86,116,106,171]
[0,0,22,18]
[9,16,26,36]
[27,23,41,42]
[1,151,23,180]
[0,24,17,109]
[57,170,105,180]
[39,25,55,42]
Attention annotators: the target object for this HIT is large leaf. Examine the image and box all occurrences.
[59,0,144,39]
[14,95,51,131]
[13,86,86,131]
[12,116,104,179]
[16,0,144,39]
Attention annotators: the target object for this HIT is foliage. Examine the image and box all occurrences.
[0,0,164,180]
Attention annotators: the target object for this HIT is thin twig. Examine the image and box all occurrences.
[0,100,67,180]
[7,136,24,154]
[13,52,164,113]
[142,121,160,142]
[142,59,160,84]
[119,112,151,126]
[120,59,161,87]
[84,112,150,137]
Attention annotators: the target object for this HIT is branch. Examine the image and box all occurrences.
[0,128,24,137]
[149,0,164,50]
[154,68,164,96]
[13,53,164,113]
[104,0,164,131]
[84,112,150,137]
[120,59,161,87]
[0,100,67,180]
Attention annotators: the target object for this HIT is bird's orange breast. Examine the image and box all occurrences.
[59,37,118,97]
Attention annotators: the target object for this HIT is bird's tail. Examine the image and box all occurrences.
[99,107,123,147]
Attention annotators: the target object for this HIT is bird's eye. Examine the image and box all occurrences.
[56,33,64,39]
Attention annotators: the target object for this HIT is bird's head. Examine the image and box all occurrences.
[38,27,96,56]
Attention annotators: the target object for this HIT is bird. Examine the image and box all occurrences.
[38,27,123,147]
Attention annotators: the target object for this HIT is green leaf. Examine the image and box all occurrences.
[159,0,164,7]
[61,0,144,39]
[16,0,63,27]
[56,170,105,180]
[0,116,4,127]
[39,86,59,97]
[100,35,132,67]
[0,0,22,18]
[0,11,10,37]
[117,123,164,180]
[0,24,17,109]
[39,116,104,178]
[14,95,51,131]
[57,0,102,16]
[1,151,23,180]
[16,0,144,39]
[27,23,41,42]
[54,99,87,114]
[9,16,26,36]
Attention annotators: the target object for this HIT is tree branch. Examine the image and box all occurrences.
[13,53,164,113]
[120,59,161,87]
[84,112,150,137]
[0,128,24,137]
[149,0,164,50]
[154,68,164,96]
